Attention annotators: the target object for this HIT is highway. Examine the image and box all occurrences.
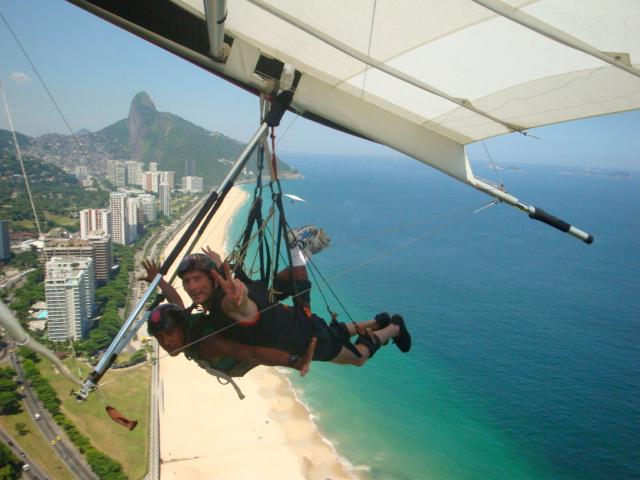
[0,268,36,290]
[0,425,48,480]
[8,347,97,480]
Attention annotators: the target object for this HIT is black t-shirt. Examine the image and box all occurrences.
[204,281,313,355]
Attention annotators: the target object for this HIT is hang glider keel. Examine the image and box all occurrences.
[472,178,594,244]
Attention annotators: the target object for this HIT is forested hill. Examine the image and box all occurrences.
[0,129,33,153]
[0,153,108,232]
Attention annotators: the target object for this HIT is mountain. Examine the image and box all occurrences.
[119,91,254,186]
[4,92,297,189]
[0,129,33,154]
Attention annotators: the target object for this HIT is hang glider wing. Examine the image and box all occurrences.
[67,0,640,179]
[66,0,640,242]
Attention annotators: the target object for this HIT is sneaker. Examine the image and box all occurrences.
[391,314,411,353]
[287,225,330,256]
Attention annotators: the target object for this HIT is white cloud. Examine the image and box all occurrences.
[10,72,31,84]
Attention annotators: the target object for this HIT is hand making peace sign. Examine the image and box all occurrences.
[210,262,248,308]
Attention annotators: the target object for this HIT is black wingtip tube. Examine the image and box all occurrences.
[529,207,594,244]
[528,207,570,232]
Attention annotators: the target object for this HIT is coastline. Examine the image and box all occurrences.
[158,186,356,479]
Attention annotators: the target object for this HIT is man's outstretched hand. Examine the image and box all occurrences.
[201,245,223,268]
[139,259,160,283]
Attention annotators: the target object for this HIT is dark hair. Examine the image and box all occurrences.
[176,253,217,279]
[147,304,185,335]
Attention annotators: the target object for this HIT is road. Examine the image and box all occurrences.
[0,268,36,290]
[0,425,49,480]
[8,346,98,480]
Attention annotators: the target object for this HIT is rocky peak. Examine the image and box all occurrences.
[128,91,158,160]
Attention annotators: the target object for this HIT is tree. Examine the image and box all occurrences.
[124,349,147,366]
[9,250,39,269]
[0,369,21,415]
[0,442,23,479]
[0,392,21,415]
[14,422,28,436]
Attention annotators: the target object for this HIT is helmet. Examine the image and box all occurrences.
[176,253,217,279]
[147,304,185,335]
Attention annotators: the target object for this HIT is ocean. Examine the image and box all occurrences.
[228,153,639,480]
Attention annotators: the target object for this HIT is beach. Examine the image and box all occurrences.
[158,186,354,479]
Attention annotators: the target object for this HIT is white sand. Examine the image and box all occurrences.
[158,186,354,479]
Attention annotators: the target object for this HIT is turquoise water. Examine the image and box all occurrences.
[228,154,639,480]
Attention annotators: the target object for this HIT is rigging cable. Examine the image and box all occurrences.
[360,0,378,100]
[0,11,88,157]
[0,83,46,246]
[481,139,504,188]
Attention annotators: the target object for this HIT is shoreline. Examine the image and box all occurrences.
[158,185,357,479]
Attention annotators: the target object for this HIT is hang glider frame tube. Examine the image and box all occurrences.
[203,0,228,61]
[76,121,270,400]
[0,299,82,386]
[472,177,594,244]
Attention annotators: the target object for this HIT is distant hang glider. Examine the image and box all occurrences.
[66,0,640,243]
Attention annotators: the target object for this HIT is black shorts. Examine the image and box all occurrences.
[272,278,312,304]
[308,314,345,361]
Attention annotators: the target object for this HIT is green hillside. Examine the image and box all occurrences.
[0,153,108,232]
[0,129,33,153]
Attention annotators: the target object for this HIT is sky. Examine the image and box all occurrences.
[0,0,639,169]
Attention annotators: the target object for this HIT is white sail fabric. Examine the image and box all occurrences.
[71,0,640,183]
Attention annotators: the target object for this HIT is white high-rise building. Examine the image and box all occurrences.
[160,171,175,190]
[43,238,98,286]
[0,220,10,261]
[109,193,128,245]
[107,160,126,187]
[143,171,160,193]
[79,209,111,239]
[181,176,203,193]
[149,162,158,172]
[45,256,95,342]
[138,194,157,223]
[159,182,171,217]
[125,160,144,186]
[126,197,139,243]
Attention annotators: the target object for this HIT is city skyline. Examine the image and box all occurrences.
[0,0,638,170]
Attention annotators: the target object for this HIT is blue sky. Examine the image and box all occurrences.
[1,0,639,169]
